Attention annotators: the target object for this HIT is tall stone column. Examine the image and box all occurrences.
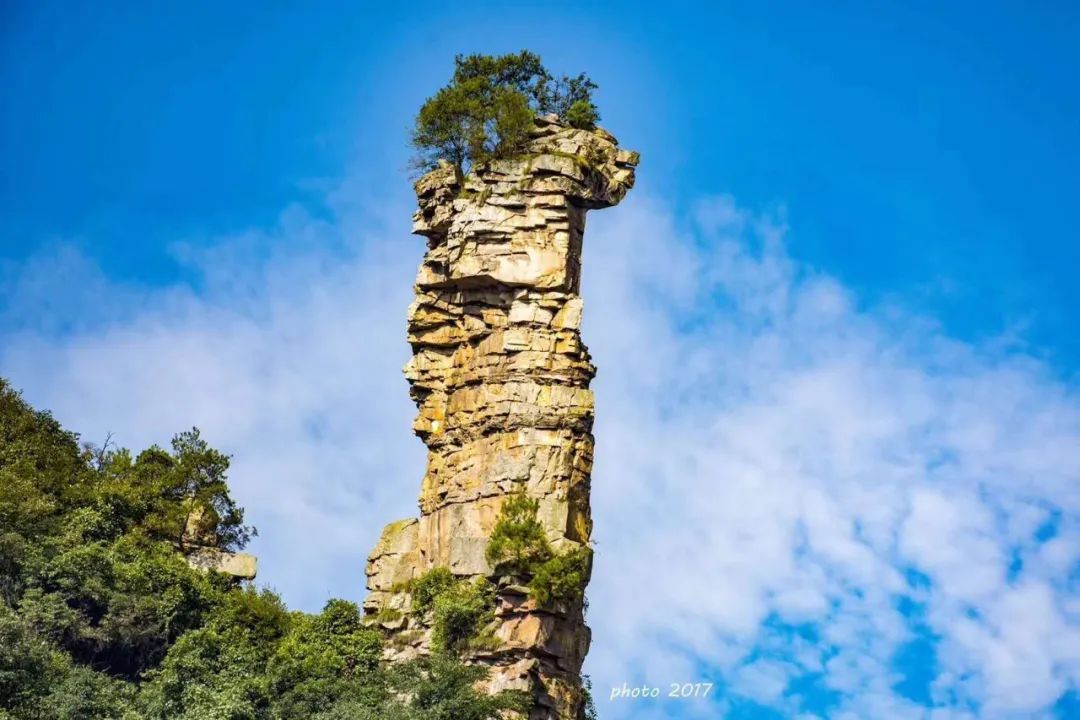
[365,115,637,719]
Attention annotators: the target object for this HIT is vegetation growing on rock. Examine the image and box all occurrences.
[528,546,591,608]
[405,569,498,655]
[411,50,600,172]
[485,494,553,576]
[486,493,592,607]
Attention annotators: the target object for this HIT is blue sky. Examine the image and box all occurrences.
[2,2,1079,718]
[4,1,1079,367]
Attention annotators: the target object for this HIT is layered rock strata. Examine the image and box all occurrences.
[364,116,637,719]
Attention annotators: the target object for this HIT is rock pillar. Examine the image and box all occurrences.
[364,116,637,719]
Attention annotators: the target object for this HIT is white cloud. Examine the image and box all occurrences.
[580,195,1080,717]
[2,190,1078,718]
[1,199,424,610]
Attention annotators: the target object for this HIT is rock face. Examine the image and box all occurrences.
[180,505,258,581]
[364,116,637,719]
[185,546,258,580]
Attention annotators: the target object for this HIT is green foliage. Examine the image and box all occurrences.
[136,586,294,719]
[368,606,402,625]
[565,99,600,130]
[18,515,232,678]
[40,665,140,720]
[412,51,600,172]
[485,494,552,575]
[263,600,384,718]
[142,429,256,552]
[430,579,494,655]
[485,493,592,607]
[407,569,495,655]
[0,602,141,719]
[581,675,599,720]
[213,586,291,648]
[408,566,457,615]
[543,73,599,121]
[139,594,372,720]
[383,655,529,720]
[413,79,535,173]
[0,603,67,713]
[0,380,244,681]
[0,378,529,720]
[138,619,277,720]
[529,546,592,608]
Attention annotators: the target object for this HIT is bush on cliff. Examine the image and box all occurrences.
[406,569,498,655]
[484,494,552,575]
[528,545,591,608]
[485,492,592,607]
[411,50,600,172]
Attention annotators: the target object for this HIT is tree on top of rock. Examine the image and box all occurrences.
[411,50,600,173]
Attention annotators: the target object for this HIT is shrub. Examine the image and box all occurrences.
[385,654,530,720]
[407,568,495,655]
[485,494,552,575]
[40,665,139,720]
[0,604,67,713]
[408,566,457,615]
[430,579,494,655]
[264,600,383,718]
[581,675,599,720]
[529,546,592,608]
[565,99,600,130]
[136,625,268,720]
[485,493,592,607]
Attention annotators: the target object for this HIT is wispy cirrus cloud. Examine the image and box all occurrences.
[2,187,1077,718]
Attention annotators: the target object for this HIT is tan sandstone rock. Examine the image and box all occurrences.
[365,118,637,720]
[185,547,258,581]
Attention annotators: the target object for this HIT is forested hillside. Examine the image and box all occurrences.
[0,378,525,720]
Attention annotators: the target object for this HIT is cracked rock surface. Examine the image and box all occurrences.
[365,116,637,719]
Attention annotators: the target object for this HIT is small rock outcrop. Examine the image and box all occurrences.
[181,505,258,581]
[364,116,637,719]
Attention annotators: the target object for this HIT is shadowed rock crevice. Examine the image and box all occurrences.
[365,116,637,720]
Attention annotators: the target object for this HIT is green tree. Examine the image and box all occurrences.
[138,624,270,720]
[384,655,529,720]
[135,587,290,719]
[141,429,255,552]
[40,666,140,720]
[0,604,66,713]
[412,51,601,172]
[265,600,384,718]
[406,569,496,656]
